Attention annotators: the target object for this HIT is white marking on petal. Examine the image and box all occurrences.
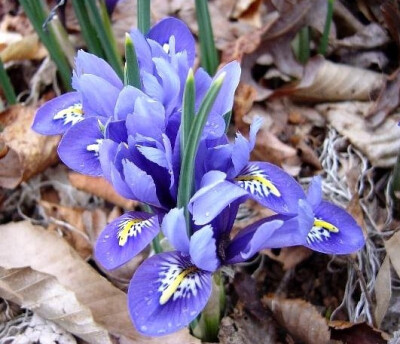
[53,103,84,126]
[157,260,201,305]
[235,165,281,198]
[86,139,104,157]
[162,43,170,53]
[306,218,339,244]
[117,217,153,246]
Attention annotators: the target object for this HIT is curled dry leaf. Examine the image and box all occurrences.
[0,105,59,189]
[273,56,384,102]
[68,172,137,210]
[316,101,400,168]
[262,296,330,344]
[0,221,199,344]
[329,321,389,344]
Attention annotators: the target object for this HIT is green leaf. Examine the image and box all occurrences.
[318,0,334,55]
[137,0,151,34]
[85,0,123,78]
[195,0,219,75]
[177,72,225,233]
[0,59,17,105]
[180,69,195,160]
[124,34,141,88]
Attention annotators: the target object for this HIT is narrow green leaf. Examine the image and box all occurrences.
[195,0,219,75]
[124,34,141,88]
[180,69,195,160]
[137,0,151,34]
[318,0,334,55]
[72,0,104,57]
[177,73,225,233]
[298,26,310,64]
[85,0,123,78]
[20,0,72,90]
[0,59,17,105]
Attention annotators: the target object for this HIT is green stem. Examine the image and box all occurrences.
[137,0,151,34]
[20,0,72,90]
[390,150,400,217]
[85,0,123,78]
[0,59,17,105]
[72,0,104,57]
[195,0,219,75]
[318,0,334,55]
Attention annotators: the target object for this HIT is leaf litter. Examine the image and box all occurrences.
[1,0,400,343]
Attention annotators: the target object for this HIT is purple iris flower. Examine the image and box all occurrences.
[127,206,284,336]
[127,174,365,335]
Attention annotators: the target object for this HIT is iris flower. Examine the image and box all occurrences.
[127,174,364,335]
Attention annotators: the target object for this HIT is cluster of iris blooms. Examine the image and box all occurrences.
[32,18,365,337]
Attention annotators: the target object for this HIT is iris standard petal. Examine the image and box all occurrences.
[123,160,162,208]
[95,212,159,270]
[58,117,104,176]
[129,29,153,72]
[161,208,190,253]
[234,162,306,214]
[114,85,145,120]
[128,251,212,336]
[32,92,83,135]
[77,74,121,118]
[306,176,323,209]
[74,50,122,89]
[306,201,365,254]
[147,17,196,66]
[189,225,220,272]
[210,61,241,117]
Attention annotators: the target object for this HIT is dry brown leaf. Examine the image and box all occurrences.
[385,231,400,279]
[262,297,330,344]
[261,247,313,270]
[68,172,137,210]
[0,221,199,344]
[231,0,264,28]
[374,255,392,327]
[367,68,400,128]
[316,101,400,168]
[0,105,59,189]
[333,23,389,49]
[274,56,384,102]
[329,321,389,344]
[0,267,113,344]
[39,200,93,259]
[0,34,46,62]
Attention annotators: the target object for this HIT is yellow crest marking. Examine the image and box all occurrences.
[117,219,142,246]
[236,175,281,197]
[159,266,197,305]
[313,219,339,233]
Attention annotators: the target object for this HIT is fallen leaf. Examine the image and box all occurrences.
[329,321,389,344]
[0,105,59,189]
[385,231,400,279]
[231,0,264,28]
[0,221,199,344]
[68,172,137,210]
[316,101,400,168]
[333,23,389,49]
[0,34,46,62]
[262,297,331,344]
[39,200,93,260]
[374,255,392,327]
[367,68,400,128]
[261,247,313,271]
[274,56,385,102]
